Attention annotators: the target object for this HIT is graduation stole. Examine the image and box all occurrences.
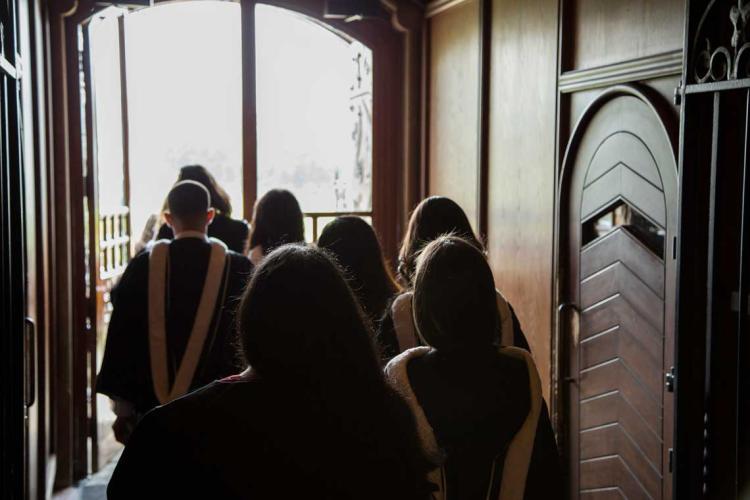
[148,238,228,404]
[385,346,542,500]
[391,289,516,352]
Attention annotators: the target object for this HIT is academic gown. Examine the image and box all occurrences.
[386,348,563,500]
[107,376,434,500]
[156,213,250,253]
[96,237,253,415]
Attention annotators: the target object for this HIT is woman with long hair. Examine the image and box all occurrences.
[155,165,250,253]
[248,189,305,264]
[317,216,399,328]
[107,244,432,499]
[378,196,529,360]
[386,236,562,499]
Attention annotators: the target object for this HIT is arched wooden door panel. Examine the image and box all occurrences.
[560,86,678,500]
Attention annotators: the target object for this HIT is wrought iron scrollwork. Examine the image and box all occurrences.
[693,0,750,82]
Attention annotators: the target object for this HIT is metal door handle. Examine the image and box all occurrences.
[24,317,36,407]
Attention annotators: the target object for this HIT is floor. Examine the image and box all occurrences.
[52,452,120,500]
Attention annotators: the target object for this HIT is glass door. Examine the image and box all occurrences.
[254,4,373,240]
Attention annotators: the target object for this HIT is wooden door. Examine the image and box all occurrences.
[82,7,132,471]
[561,86,678,500]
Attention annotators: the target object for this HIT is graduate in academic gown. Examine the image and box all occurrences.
[317,216,400,329]
[154,165,250,253]
[96,180,252,443]
[377,196,530,361]
[107,245,433,500]
[385,236,562,500]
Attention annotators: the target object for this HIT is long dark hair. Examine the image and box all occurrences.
[413,235,500,353]
[317,216,399,324]
[176,165,233,216]
[249,189,305,253]
[237,245,430,495]
[398,196,483,285]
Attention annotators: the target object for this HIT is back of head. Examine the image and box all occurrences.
[250,189,305,252]
[239,244,381,388]
[398,196,483,285]
[413,235,499,352]
[317,216,398,321]
[239,244,430,496]
[166,180,211,230]
[177,165,233,216]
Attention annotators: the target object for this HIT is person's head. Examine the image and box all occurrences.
[163,180,215,234]
[238,243,431,495]
[176,165,233,216]
[238,244,383,389]
[249,189,305,253]
[413,235,499,353]
[398,196,483,285]
[317,216,399,322]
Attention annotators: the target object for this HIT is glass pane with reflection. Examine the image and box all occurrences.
[255,4,373,213]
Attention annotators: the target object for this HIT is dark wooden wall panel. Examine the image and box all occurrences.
[568,0,684,71]
[427,0,481,229]
[487,0,559,401]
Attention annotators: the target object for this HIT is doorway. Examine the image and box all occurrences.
[558,86,679,499]
[78,0,385,478]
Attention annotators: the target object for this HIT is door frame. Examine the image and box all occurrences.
[553,83,680,498]
[47,0,424,487]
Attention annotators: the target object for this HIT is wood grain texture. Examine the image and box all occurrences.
[427,0,480,229]
[487,0,559,402]
[567,0,684,71]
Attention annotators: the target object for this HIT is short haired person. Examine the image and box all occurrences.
[97,180,253,444]
[385,236,562,499]
[155,165,250,253]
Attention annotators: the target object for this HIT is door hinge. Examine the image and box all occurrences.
[665,367,675,392]
[668,448,674,473]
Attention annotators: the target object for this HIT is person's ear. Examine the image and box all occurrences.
[206,208,216,225]
[164,212,174,228]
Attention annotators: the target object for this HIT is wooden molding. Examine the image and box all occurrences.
[559,50,683,93]
[425,0,471,18]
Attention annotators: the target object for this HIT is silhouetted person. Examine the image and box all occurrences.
[156,165,250,253]
[386,236,562,500]
[248,188,305,264]
[107,245,433,499]
[317,216,399,329]
[97,180,252,444]
[378,196,529,360]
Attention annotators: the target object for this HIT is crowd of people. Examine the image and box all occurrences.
[96,165,563,499]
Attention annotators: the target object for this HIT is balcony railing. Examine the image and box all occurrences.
[303,211,372,242]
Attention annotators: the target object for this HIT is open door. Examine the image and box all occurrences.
[81,6,132,471]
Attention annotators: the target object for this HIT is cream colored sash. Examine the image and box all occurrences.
[391,290,516,352]
[148,238,228,404]
[495,346,543,500]
[384,346,542,500]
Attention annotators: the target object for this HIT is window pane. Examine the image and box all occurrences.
[89,11,126,214]
[125,2,242,245]
[255,5,373,213]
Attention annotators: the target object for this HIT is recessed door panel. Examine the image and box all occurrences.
[562,88,678,500]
